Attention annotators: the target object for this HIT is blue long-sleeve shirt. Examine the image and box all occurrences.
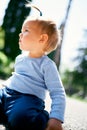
[5,54,66,122]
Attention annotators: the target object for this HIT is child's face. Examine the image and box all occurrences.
[19,20,43,53]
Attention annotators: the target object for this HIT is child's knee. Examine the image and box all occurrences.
[34,111,49,130]
[7,110,49,130]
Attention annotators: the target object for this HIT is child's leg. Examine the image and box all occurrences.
[7,109,49,130]
[33,110,49,130]
[0,103,7,125]
[4,87,49,130]
[0,88,7,125]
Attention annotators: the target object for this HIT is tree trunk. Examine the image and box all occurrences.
[54,0,73,69]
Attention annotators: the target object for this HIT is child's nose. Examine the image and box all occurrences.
[19,33,23,38]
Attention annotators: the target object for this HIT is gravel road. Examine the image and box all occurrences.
[0,80,87,130]
[45,94,87,130]
[63,97,87,130]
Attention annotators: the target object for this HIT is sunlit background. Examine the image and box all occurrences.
[0,0,87,70]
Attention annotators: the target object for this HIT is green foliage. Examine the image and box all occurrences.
[0,27,5,49]
[62,69,80,95]
[62,29,87,98]
[2,0,32,60]
[0,52,14,79]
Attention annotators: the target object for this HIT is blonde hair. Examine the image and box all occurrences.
[24,3,61,54]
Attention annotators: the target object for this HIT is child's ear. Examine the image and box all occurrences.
[39,34,48,43]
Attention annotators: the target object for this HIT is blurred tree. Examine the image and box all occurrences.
[2,0,32,60]
[54,0,73,68]
[71,29,87,98]
[63,30,87,98]
[62,69,79,96]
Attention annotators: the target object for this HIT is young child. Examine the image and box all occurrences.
[0,9,66,130]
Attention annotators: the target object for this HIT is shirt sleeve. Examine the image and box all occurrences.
[43,61,66,123]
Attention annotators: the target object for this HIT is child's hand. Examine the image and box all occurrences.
[0,84,3,88]
[45,118,63,130]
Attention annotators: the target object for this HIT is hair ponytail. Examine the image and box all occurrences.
[25,1,42,16]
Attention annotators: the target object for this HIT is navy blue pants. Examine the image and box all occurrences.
[0,87,49,130]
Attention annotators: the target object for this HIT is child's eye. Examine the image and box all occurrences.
[25,29,29,32]
[21,28,30,33]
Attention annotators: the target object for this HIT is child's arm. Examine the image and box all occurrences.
[45,118,63,130]
[44,61,66,128]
